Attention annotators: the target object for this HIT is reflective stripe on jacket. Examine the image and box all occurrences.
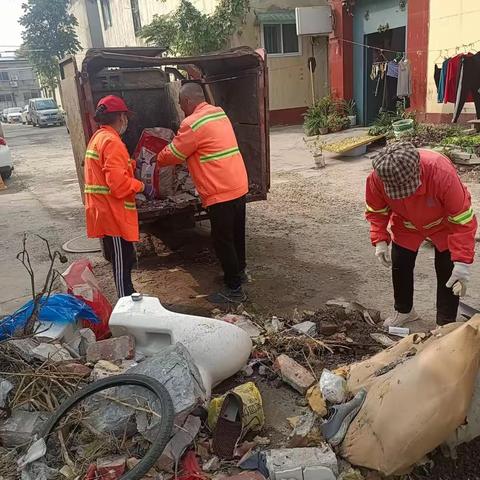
[365,149,477,263]
[84,125,144,242]
[157,102,248,207]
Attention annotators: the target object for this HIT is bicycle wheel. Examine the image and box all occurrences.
[41,374,175,480]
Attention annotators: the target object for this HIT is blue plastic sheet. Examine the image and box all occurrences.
[0,293,99,340]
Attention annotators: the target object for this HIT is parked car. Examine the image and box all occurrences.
[0,132,13,179]
[21,105,29,124]
[29,98,64,127]
[6,107,23,124]
[1,108,8,123]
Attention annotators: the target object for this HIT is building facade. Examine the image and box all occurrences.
[69,0,330,125]
[329,0,480,125]
[0,56,41,111]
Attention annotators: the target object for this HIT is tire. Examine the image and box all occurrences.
[41,374,175,480]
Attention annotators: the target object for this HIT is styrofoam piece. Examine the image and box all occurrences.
[35,320,78,343]
[109,295,253,396]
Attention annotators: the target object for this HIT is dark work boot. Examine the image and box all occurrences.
[208,286,247,304]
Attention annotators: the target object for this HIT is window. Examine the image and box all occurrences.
[131,0,142,36]
[0,71,9,81]
[262,23,300,56]
[0,94,13,103]
[100,0,112,28]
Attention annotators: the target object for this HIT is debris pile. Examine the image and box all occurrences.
[2,241,480,480]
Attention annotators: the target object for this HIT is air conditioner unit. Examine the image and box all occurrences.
[9,81,18,87]
[296,6,333,36]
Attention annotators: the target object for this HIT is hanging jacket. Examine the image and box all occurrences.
[453,52,480,123]
[444,54,474,104]
[157,102,248,207]
[365,149,477,264]
[84,125,144,242]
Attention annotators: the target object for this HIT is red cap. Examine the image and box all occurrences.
[96,95,130,114]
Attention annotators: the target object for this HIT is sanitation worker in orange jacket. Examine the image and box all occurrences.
[157,83,249,304]
[366,141,477,327]
[84,95,145,298]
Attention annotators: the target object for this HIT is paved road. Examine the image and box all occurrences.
[0,123,85,315]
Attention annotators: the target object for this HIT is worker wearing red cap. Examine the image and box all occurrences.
[366,141,477,328]
[84,95,145,298]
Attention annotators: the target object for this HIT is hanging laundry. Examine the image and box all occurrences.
[397,60,412,98]
[436,58,449,103]
[453,52,480,123]
[383,61,400,112]
[444,54,474,104]
[387,61,399,79]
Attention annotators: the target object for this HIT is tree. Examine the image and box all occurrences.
[19,0,80,98]
[140,0,249,56]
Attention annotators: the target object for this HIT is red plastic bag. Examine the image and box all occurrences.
[178,451,207,480]
[62,259,112,340]
[134,128,176,199]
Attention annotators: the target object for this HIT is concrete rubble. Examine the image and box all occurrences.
[86,334,136,363]
[266,446,338,480]
[292,321,317,336]
[0,410,48,447]
[273,354,315,395]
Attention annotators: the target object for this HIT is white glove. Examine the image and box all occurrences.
[446,262,471,297]
[135,193,147,206]
[375,241,391,268]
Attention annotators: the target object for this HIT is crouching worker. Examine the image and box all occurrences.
[366,141,477,327]
[157,83,249,304]
[84,95,145,298]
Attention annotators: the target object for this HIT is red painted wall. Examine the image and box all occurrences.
[328,0,354,100]
[407,0,430,119]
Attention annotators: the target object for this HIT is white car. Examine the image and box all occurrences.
[0,124,13,179]
[6,107,23,124]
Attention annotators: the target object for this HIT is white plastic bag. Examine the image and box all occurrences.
[320,369,347,404]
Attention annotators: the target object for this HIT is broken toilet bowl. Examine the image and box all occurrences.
[109,294,252,396]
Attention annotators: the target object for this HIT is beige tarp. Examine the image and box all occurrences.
[341,318,480,476]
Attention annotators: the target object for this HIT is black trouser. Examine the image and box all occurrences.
[208,195,246,290]
[392,243,459,325]
[103,236,136,298]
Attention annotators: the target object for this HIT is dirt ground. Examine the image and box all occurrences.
[3,123,480,478]
[90,126,480,329]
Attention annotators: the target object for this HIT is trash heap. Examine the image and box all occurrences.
[3,260,480,480]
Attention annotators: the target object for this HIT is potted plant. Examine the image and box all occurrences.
[343,99,357,127]
[327,113,344,133]
[304,96,336,136]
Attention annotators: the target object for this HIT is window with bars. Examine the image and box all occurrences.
[100,0,112,29]
[0,94,13,103]
[131,0,142,35]
[262,23,300,56]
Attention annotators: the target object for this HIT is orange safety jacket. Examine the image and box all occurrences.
[84,125,144,242]
[157,102,248,207]
[366,149,477,264]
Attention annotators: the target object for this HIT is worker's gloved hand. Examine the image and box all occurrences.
[375,241,391,268]
[446,262,471,297]
[135,193,147,206]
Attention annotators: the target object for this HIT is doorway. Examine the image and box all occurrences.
[363,26,406,125]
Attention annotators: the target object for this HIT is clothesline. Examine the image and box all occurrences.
[334,37,480,56]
